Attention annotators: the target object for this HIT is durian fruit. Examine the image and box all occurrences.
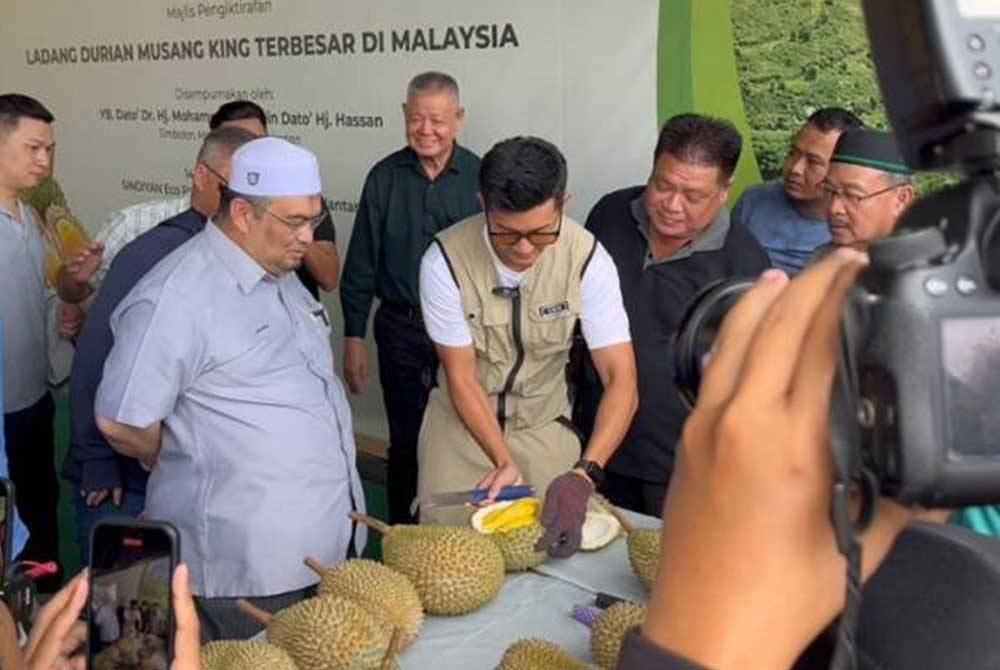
[499,638,596,670]
[236,595,402,670]
[604,504,661,591]
[36,205,90,287]
[21,176,67,220]
[626,529,661,591]
[589,602,648,670]
[470,499,548,571]
[304,557,424,648]
[491,522,549,571]
[351,512,505,616]
[202,640,298,670]
[46,205,91,257]
[470,496,622,570]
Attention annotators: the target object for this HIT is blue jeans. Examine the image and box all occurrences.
[73,490,145,565]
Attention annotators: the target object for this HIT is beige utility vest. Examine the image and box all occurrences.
[434,213,596,431]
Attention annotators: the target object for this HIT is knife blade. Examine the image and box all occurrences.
[420,484,535,509]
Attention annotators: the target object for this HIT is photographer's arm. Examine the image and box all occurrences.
[622,251,913,670]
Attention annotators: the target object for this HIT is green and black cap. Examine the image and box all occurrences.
[830,128,912,174]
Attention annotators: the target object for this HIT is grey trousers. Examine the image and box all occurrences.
[195,585,315,642]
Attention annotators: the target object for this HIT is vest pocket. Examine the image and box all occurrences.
[466,306,512,392]
[526,306,576,358]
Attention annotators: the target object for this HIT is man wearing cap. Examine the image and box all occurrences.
[65,126,257,565]
[95,137,366,640]
[732,107,863,274]
[818,127,916,253]
[89,100,340,299]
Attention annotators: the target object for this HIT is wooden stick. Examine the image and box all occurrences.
[350,512,393,536]
[234,599,273,625]
[380,627,405,670]
[604,503,637,534]
[303,556,327,576]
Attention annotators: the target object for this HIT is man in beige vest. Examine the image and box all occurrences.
[417,136,637,557]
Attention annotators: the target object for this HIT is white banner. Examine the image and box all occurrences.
[2,0,659,438]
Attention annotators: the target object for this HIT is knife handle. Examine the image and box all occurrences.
[472,485,535,503]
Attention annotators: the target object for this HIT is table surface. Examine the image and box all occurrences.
[397,509,659,669]
[255,510,660,668]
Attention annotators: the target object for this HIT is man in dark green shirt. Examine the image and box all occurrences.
[340,71,481,523]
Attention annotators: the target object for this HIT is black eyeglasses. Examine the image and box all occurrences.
[821,181,902,208]
[487,213,562,248]
[201,163,229,188]
[264,208,328,234]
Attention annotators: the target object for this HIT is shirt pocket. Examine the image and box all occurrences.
[291,292,334,369]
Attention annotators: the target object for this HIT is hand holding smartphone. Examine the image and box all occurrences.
[88,520,179,670]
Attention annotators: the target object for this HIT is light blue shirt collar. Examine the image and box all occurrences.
[204,220,269,295]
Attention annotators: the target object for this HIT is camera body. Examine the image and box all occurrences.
[854,176,1000,506]
[857,0,1000,505]
[676,0,1000,507]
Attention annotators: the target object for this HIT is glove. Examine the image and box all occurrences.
[534,471,594,558]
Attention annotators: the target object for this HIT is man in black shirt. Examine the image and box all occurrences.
[340,72,481,523]
[576,114,770,516]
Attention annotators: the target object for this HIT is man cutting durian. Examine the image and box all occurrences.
[417,136,638,558]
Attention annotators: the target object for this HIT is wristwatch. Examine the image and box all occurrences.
[573,459,605,487]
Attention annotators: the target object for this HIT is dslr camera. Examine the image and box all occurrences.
[676,0,1000,507]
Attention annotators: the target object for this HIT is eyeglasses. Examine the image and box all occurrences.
[821,181,902,208]
[201,163,229,188]
[264,208,328,234]
[487,214,562,248]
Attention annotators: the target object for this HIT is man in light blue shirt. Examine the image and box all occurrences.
[732,107,863,274]
[96,138,366,640]
[0,319,29,561]
[1,94,95,589]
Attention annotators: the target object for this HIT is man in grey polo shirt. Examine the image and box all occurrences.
[96,137,366,640]
[0,94,93,585]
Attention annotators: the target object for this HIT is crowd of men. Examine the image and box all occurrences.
[1,70,920,647]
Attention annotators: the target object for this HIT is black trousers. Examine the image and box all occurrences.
[195,585,314,642]
[599,469,668,518]
[373,304,439,524]
[3,392,59,563]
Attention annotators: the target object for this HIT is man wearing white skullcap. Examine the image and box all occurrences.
[95,137,367,640]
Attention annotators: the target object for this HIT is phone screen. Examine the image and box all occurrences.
[89,522,176,670]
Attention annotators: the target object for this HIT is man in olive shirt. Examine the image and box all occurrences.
[341,71,481,523]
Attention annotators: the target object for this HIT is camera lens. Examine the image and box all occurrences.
[673,279,755,409]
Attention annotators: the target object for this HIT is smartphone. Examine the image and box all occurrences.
[88,520,179,670]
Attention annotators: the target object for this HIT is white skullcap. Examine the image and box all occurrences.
[229,137,322,197]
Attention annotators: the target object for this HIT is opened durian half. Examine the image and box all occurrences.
[470,496,622,571]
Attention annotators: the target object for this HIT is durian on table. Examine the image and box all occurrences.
[202,639,298,670]
[589,601,647,670]
[603,504,661,591]
[236,595,404,670]
[303,556,424,649]
[350,512,506,616]
[498,638,597,670]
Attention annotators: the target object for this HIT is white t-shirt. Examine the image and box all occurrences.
[419,226,631,349]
